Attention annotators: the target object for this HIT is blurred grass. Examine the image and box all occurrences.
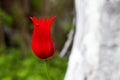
[0,47,68,80]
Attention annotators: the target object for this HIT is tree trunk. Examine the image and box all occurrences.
[91,0,120,80]
[64,0,120,80]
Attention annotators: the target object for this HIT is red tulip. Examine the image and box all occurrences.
[30,16,56,59]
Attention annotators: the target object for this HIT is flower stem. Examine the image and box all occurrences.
[44,60,51,80]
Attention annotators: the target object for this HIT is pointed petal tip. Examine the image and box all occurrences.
[30,16,39,25]
[30,16,32,19]
[51,16,56,19]
[48,16,56,22]
[43,17,47,20]
[53,16,56,18]
[30,16,36,20]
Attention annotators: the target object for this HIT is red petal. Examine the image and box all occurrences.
[41,17,47,27]
[47,16,56,28]
[31,16,56,59]
[32,39,54,59]
[30,17,39,26]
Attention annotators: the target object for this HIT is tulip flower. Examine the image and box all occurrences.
[30,16,56,59]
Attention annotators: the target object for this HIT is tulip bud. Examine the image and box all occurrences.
[30,16,56,59]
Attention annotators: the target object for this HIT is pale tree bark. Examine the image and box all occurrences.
[64,0,120,80]
[91,0,120,80]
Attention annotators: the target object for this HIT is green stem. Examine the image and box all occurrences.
[44,60,50,80]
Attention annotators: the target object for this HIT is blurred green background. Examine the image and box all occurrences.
[0,0,73,80]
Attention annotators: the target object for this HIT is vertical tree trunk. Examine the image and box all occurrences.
[91,0,120,80]
[64,0,120,80]
[65,0,102,79]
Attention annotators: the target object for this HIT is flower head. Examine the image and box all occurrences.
[30,16,56,59]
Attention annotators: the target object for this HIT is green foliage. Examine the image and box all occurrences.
[0,9,13,27]
[0,48,68,80]
[64,22,73,31]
